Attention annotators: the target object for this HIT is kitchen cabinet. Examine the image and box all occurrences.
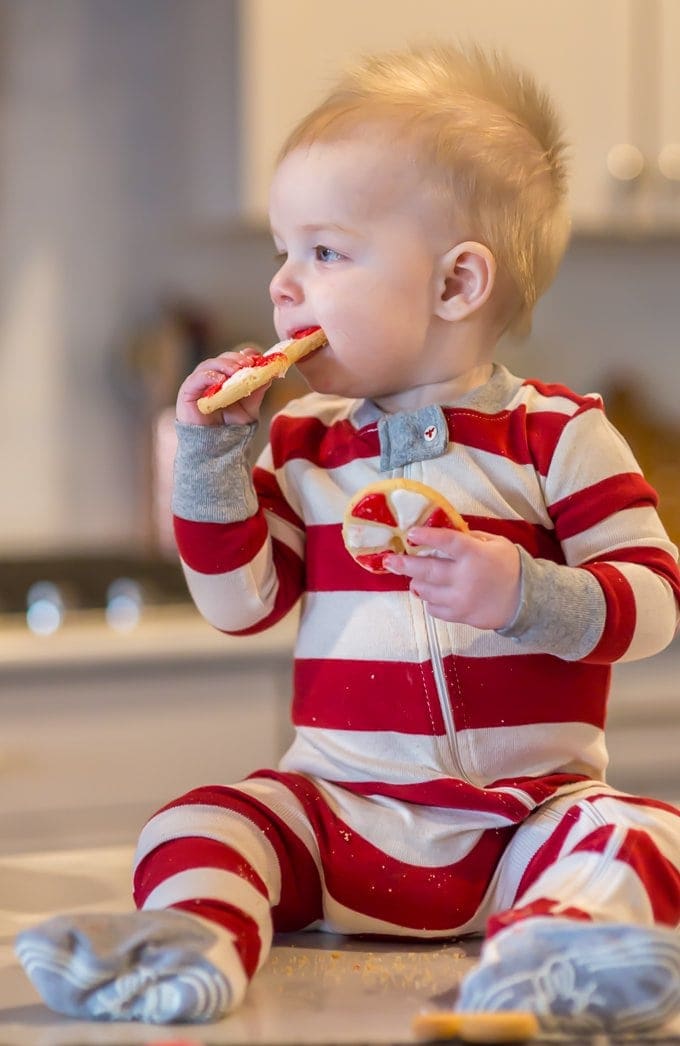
[658,0,680,197]
[0,608,295,854]
[609,0,680,229]
[239,0,679,233]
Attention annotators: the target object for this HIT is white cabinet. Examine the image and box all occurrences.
[658,0,680,201]
[0,610,296,854]
[609,0,680,229]
[239,0,679,233]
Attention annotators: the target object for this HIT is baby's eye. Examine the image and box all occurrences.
[315,245,344,263]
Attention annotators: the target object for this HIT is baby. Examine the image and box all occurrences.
[17,42,680,1034]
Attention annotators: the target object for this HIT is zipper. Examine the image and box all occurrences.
[400,460,471,782]
[422,608,471,783]
[423,609,540,809]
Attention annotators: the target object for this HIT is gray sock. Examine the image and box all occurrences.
[15,909,244,1023]
[457,918,680,1034]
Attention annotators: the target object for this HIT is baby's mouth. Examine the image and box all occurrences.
[291,326,328,360]
[292,325,321,339]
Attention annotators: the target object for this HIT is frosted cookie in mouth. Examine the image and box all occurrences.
[343,478,468,574]
[197,326,327,414]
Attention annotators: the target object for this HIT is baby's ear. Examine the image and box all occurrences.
[434,241,496,321]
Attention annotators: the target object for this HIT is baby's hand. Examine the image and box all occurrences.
[385,528,521,630]
[176,348,270,426]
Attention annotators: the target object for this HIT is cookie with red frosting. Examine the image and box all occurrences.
[343,478,468,574]
[197,326,327,414]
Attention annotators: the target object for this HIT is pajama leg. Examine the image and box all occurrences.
[15,776,323,1023]
[458,787,680,1034]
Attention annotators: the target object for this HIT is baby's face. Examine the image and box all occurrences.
[269,137,461,405]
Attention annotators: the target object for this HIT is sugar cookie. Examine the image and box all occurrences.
[197,326,327,414]
[412,1009,539,1042]
[343,478,467,574]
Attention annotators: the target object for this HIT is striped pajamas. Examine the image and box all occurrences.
[163,364,680,992]
[133,776,680,979]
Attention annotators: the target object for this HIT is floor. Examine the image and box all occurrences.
[0,845,679,1045]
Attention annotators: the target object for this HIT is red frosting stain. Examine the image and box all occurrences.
[203,353,285,398]
[202,379,226,398]
[249,352,286,368]
[352,492,397,527]
[421,507,460,530]
[356,551,390,573]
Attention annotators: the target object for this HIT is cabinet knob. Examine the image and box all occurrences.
[606,144,645,182]
[658,144,680,182]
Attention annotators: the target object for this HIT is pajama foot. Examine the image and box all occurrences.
[457,917,680,1035]
[15,909,246,1023]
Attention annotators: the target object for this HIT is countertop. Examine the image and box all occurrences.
[0,605,299,671]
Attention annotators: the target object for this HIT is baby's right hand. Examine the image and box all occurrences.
[176,348,270,427]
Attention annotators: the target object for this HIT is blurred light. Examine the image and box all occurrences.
[658,143,680,182]
[105,578,143,632]
[606,143,645,182]
[26,581,64,636]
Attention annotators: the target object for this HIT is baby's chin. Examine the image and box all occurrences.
[297,351,401,402]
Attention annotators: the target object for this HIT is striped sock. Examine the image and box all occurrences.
[15,909,247,1023]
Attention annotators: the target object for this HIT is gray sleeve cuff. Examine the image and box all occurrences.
[496,546,606,660]
[172,421,259,523]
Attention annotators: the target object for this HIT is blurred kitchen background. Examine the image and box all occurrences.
[0,0,678,854]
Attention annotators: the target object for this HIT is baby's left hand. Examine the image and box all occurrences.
[385,528,521,630]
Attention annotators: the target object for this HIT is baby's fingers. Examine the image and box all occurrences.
[406,525,472,557]
[384,551,453,584]
[181,354,242,396]
[177,348,263,425]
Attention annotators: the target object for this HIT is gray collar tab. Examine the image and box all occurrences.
[378,404,449,471]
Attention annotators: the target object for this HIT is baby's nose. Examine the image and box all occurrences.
[270,264,303,306]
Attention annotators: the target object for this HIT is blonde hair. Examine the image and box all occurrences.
[279,43,570,336]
